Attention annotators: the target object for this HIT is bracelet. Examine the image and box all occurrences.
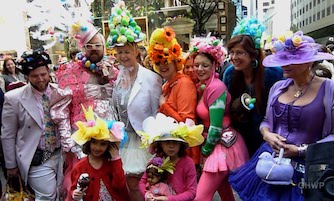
[297,144,308,157]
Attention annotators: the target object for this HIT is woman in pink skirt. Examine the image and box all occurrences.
[190,36,249,201]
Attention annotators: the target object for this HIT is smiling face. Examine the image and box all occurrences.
[28,66,50,92]
[194,54,214,82]
[116,43,139,68]
[84,34,105,63]
[146,168,162,186]
[5,59,16,74]
[90,139,109,158]
[229,43,253,72]
[158,61,178,81]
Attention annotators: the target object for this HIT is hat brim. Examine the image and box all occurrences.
[263,51,334,67]
[154,137,187,144]
[79,28,101,48]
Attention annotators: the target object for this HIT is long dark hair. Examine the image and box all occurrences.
[227,35,265,114]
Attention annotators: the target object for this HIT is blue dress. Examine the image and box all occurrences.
[229,81,326,201]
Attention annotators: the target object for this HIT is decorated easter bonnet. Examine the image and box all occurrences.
[106,1,146,48]
[148,27,184,72]
[189,35,227,66]
[263,31,334,67]
[18,48,52,75]
[147,156,175,174]
[231,17,266,49]
[71,105,127,145]
[137,113,204,148]
[24,0,99,49]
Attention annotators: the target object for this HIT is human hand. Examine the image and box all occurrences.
[109,143,120,159]
[262,131,286,153]
[281,144,299,157]
[72,189,84,200]
[153,196,168,201]
[145,192,154,201]
[159,94,166,106]
[7,167,19,178]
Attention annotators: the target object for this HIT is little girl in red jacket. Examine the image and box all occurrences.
[70,106,130,201]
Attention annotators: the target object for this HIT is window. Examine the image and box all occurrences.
[272,0,275,4]
[313,14,316,21]
[313,0,316,6]
[322,9,325,18]
[300,9,302,15]
[309,16,312,23]
[306,4,308,11]
[294,13,297,18]
[327,7,330,16]
[317,0,320,3]
[263,2,269,6]
[302,20,305,26]
[221,25,226,32]
[264,8,268,12]
[310,2,312,8]
[317,12,320,20]
[220,16,226,23]
[218,3,224,9]
[306,18,308,25]
[332,5,334,13]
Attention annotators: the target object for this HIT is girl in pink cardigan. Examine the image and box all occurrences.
[137,113,205,201]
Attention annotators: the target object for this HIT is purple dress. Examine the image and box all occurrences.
[229,81,326,201]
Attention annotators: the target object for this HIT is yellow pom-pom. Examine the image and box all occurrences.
[278,35,285,42]
[85,60,91,67]
[163,48,169,53]
[292,35,302,47]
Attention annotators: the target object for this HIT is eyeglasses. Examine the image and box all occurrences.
[229,51,247,57]
[84,43,104,50]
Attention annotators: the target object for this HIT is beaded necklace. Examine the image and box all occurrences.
[115,66,138,128]
[76,53,103,74]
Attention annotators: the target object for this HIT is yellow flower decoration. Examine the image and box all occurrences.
[71,105,111,145]
[171,120,204,147]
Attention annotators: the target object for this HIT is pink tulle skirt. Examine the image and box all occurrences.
[203,133,249,173]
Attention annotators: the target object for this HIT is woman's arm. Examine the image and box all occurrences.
[201,91,226,156]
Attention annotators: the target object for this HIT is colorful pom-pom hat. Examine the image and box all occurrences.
[137,113,204,149]
[263,31,334,67]
[189,35,227,66]
[231,17,266,49]
[148,27,185,73]
[106,1,146,48]
[71,105,127,145]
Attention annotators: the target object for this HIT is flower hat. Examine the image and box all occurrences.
[106,1,146,48]
[263,31,334,67]
[147,156,175,174]
[147,27,185,73]
[24,0,99,49]
[71,105,127,145]
[231,17,266,49]
[189,35,227,66]
[137,113,204,149]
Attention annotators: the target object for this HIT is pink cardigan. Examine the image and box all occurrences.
[139,156,197,201]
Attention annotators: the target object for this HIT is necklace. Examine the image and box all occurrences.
[76,53,102,74]
[115,67,138,128]
[293,74,315,98]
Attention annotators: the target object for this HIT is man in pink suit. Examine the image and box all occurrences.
[1,48,71,200]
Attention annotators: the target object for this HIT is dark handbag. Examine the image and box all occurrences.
[30,149,43,166]
[219,127,237,148]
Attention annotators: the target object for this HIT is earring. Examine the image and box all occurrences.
[252,59,258,69]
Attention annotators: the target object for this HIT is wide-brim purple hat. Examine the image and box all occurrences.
[263,31,334,67]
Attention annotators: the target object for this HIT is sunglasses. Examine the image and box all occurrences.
[84,43,104,50]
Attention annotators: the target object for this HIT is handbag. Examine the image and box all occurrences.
[0,175,34,201]
[219,127,237,148]
[255,148,294,185]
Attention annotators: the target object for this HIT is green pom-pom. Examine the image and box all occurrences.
[121,18,129,26]
[212,40,219,46]
[119,27,127,34]
[116,8,122,15]
[127,35,134,42]
[129,20,137,27]
[250,98,256,104]
[200,84,205,90]
[135,25,141,31]
[110,29,118,36]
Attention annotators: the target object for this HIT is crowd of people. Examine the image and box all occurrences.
[1,1,334,201]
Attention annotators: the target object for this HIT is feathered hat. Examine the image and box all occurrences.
[106,1,146,48]
[231,17,266,49]
[147,156,175,175]
[137,113,204,149]
[148,27,184,73]
[24,0,99,49]
[71,105,127,145]
[263,31,334,67]
[189,35,227,66]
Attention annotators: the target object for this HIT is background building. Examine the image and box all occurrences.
[291,0,334,43]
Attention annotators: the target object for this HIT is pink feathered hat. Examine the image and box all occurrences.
[263,31,334,67]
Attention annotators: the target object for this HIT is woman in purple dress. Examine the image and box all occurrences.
[229,31,334,201]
